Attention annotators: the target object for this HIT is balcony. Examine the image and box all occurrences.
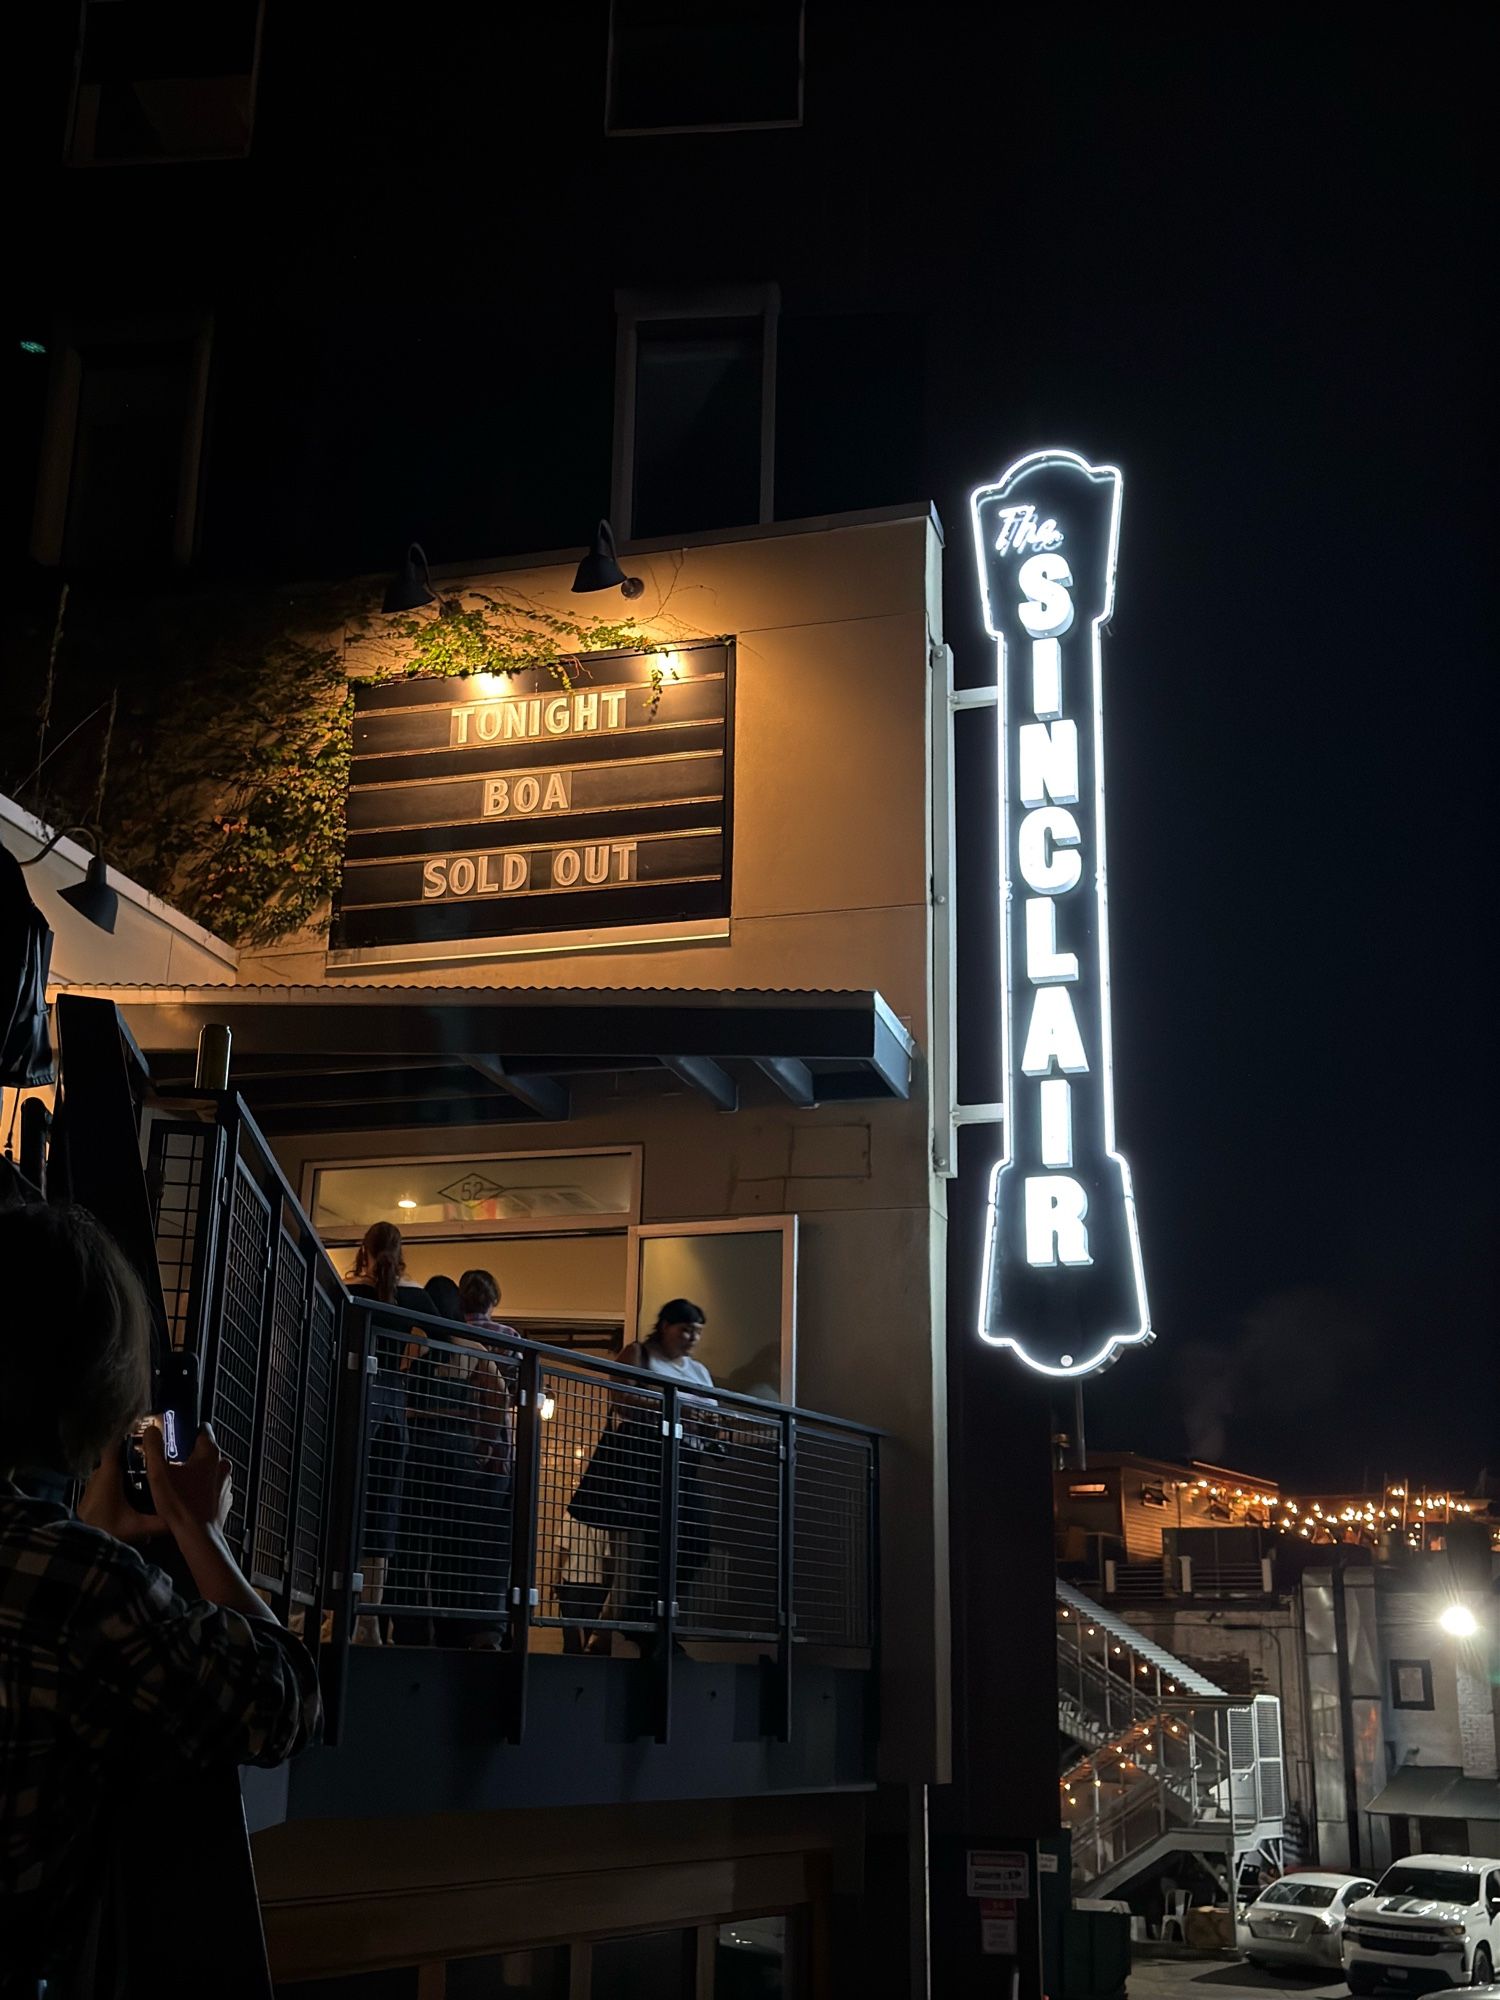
[148,1096,881,1831]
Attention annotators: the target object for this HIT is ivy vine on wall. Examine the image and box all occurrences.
[187,593,672,947]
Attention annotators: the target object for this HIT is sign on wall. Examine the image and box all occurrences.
[333,640,734,951]
[969,450,1151,1376]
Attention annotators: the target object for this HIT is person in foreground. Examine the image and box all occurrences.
[0,1203,321,1996]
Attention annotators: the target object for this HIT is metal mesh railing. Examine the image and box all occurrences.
[680,1407,781,1640]
[535,1362,664,1634]
[292,1277,340,1604]
[214,1160,272,1555]
[148,1122,211,1347]
[249,1227,308,1591]
[793,1425,874,1647]
[145,1090,881,1743]
[360,1326,519,1640]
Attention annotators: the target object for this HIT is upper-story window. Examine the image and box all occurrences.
[30,315,213,567]
[613,286,778,541]
[605,0,804,135]
[66,0,264,165]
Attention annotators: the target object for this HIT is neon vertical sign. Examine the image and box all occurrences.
[970,449,1151,1376]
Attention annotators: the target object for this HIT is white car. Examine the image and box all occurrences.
[1242,1872,1377,1970]
[1343,1854,1500,1993]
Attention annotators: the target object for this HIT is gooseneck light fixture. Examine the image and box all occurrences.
[19,824,119,935]
[383,542,462,617]
[571,519,644,600]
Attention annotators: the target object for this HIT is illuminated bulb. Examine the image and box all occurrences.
[1439,1604,1479,1638]
[397,1196,418,1210]
[539,1394,556,1421]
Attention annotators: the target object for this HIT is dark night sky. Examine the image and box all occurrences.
[930,23,1491,1490]
[8,14,1489,1492]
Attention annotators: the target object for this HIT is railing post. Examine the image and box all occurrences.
[321,1304,373,1748]
[769,1411,796,1741]
[500,1346,542,1743]
[650,1383,681,1744]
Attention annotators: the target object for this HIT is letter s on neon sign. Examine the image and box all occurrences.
[1017,554,1075,638]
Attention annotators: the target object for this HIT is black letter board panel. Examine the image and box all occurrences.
[332,639,734,950]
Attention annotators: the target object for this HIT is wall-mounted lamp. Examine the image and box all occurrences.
[383,542,460,616]
[571,519,644,600]
[1439,1603,1479,1638]
[19,824,119,935]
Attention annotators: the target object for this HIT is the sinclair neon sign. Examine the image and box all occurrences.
[970,449,1152,1377]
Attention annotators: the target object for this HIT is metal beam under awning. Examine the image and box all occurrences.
[76,982,916,1134]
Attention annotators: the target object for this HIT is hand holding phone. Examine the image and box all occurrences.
[124,1353,201,1512]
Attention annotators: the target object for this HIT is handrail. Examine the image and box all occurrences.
[342,1296,887,1439]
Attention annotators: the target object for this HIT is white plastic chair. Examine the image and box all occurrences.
[1160,1891,1190,1942]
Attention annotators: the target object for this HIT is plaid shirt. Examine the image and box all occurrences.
[0,1481,321,1982]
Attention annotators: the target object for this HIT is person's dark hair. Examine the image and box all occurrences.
[651,1299,704,1341]
[0,1203,153,1476]
[352,1220,405,1303]
[425,1273,462,1322]
[459,1268,501,1316]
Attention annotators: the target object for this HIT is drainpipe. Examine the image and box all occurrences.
[1329,1565,1363,1871]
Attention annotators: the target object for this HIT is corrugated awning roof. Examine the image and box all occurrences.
[78,983,916,1136]
[1365,1766,1500,1819]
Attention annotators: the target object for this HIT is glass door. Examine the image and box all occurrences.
[625,1216,797,1403]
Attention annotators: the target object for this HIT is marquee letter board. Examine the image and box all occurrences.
[333,639,734,951]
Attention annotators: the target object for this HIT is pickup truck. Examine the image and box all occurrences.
[1342,1854,1500,1993]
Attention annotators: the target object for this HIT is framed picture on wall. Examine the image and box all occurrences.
[1389,1658,1434,1710]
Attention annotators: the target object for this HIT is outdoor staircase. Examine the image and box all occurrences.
[1056,1579,1284,1900]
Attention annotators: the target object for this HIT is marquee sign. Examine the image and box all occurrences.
[333,640,733,951]
[970,449,1151,1376]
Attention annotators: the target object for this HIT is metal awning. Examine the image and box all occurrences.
[1365,1765,1500,1819]
[69,983,916,1134]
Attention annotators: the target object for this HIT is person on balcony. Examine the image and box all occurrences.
[398,1270,513,1650]
[346,1222,436,1645]
[0,1202,320,1998]
[578,1301,718,1653]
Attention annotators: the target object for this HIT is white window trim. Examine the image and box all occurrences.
[604,0,805,138]
[30,310,214,567]
[65,0,266,167]
[611,284,779,542]
[624,1214,798,1403]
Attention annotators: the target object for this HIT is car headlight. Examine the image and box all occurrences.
[1441,1924,1468,1938]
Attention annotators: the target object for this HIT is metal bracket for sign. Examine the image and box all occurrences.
[930,640,1006,1177]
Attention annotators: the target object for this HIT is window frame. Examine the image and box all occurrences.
[30,310,214,567]
[604,0,806,138]
[624,1208,800,1400]
[64,0,267,168]
[611,284,779,542]
[301,1143,644,1247]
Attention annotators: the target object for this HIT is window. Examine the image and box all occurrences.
[1389,1657,1434,1710]
[605,0,804,136]
[717,1914,792,1997]
[31,316,213,566]
[588,1928,694,1999]
[613,287,777,541]
[68,0,264,165]
[1342,1883,1375,1906]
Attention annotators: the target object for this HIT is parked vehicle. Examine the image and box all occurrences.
[1343,1855,1500,1994]
[1242,1872,1376,1970]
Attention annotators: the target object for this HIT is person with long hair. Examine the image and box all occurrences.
[0,1203,319,1993]
[345,1221,435,1644]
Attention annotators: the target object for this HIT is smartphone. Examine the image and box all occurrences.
[157,1351,201,1465]
[123,1353,202,1512]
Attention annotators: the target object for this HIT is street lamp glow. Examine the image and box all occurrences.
[1439,1604,1478,1638]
